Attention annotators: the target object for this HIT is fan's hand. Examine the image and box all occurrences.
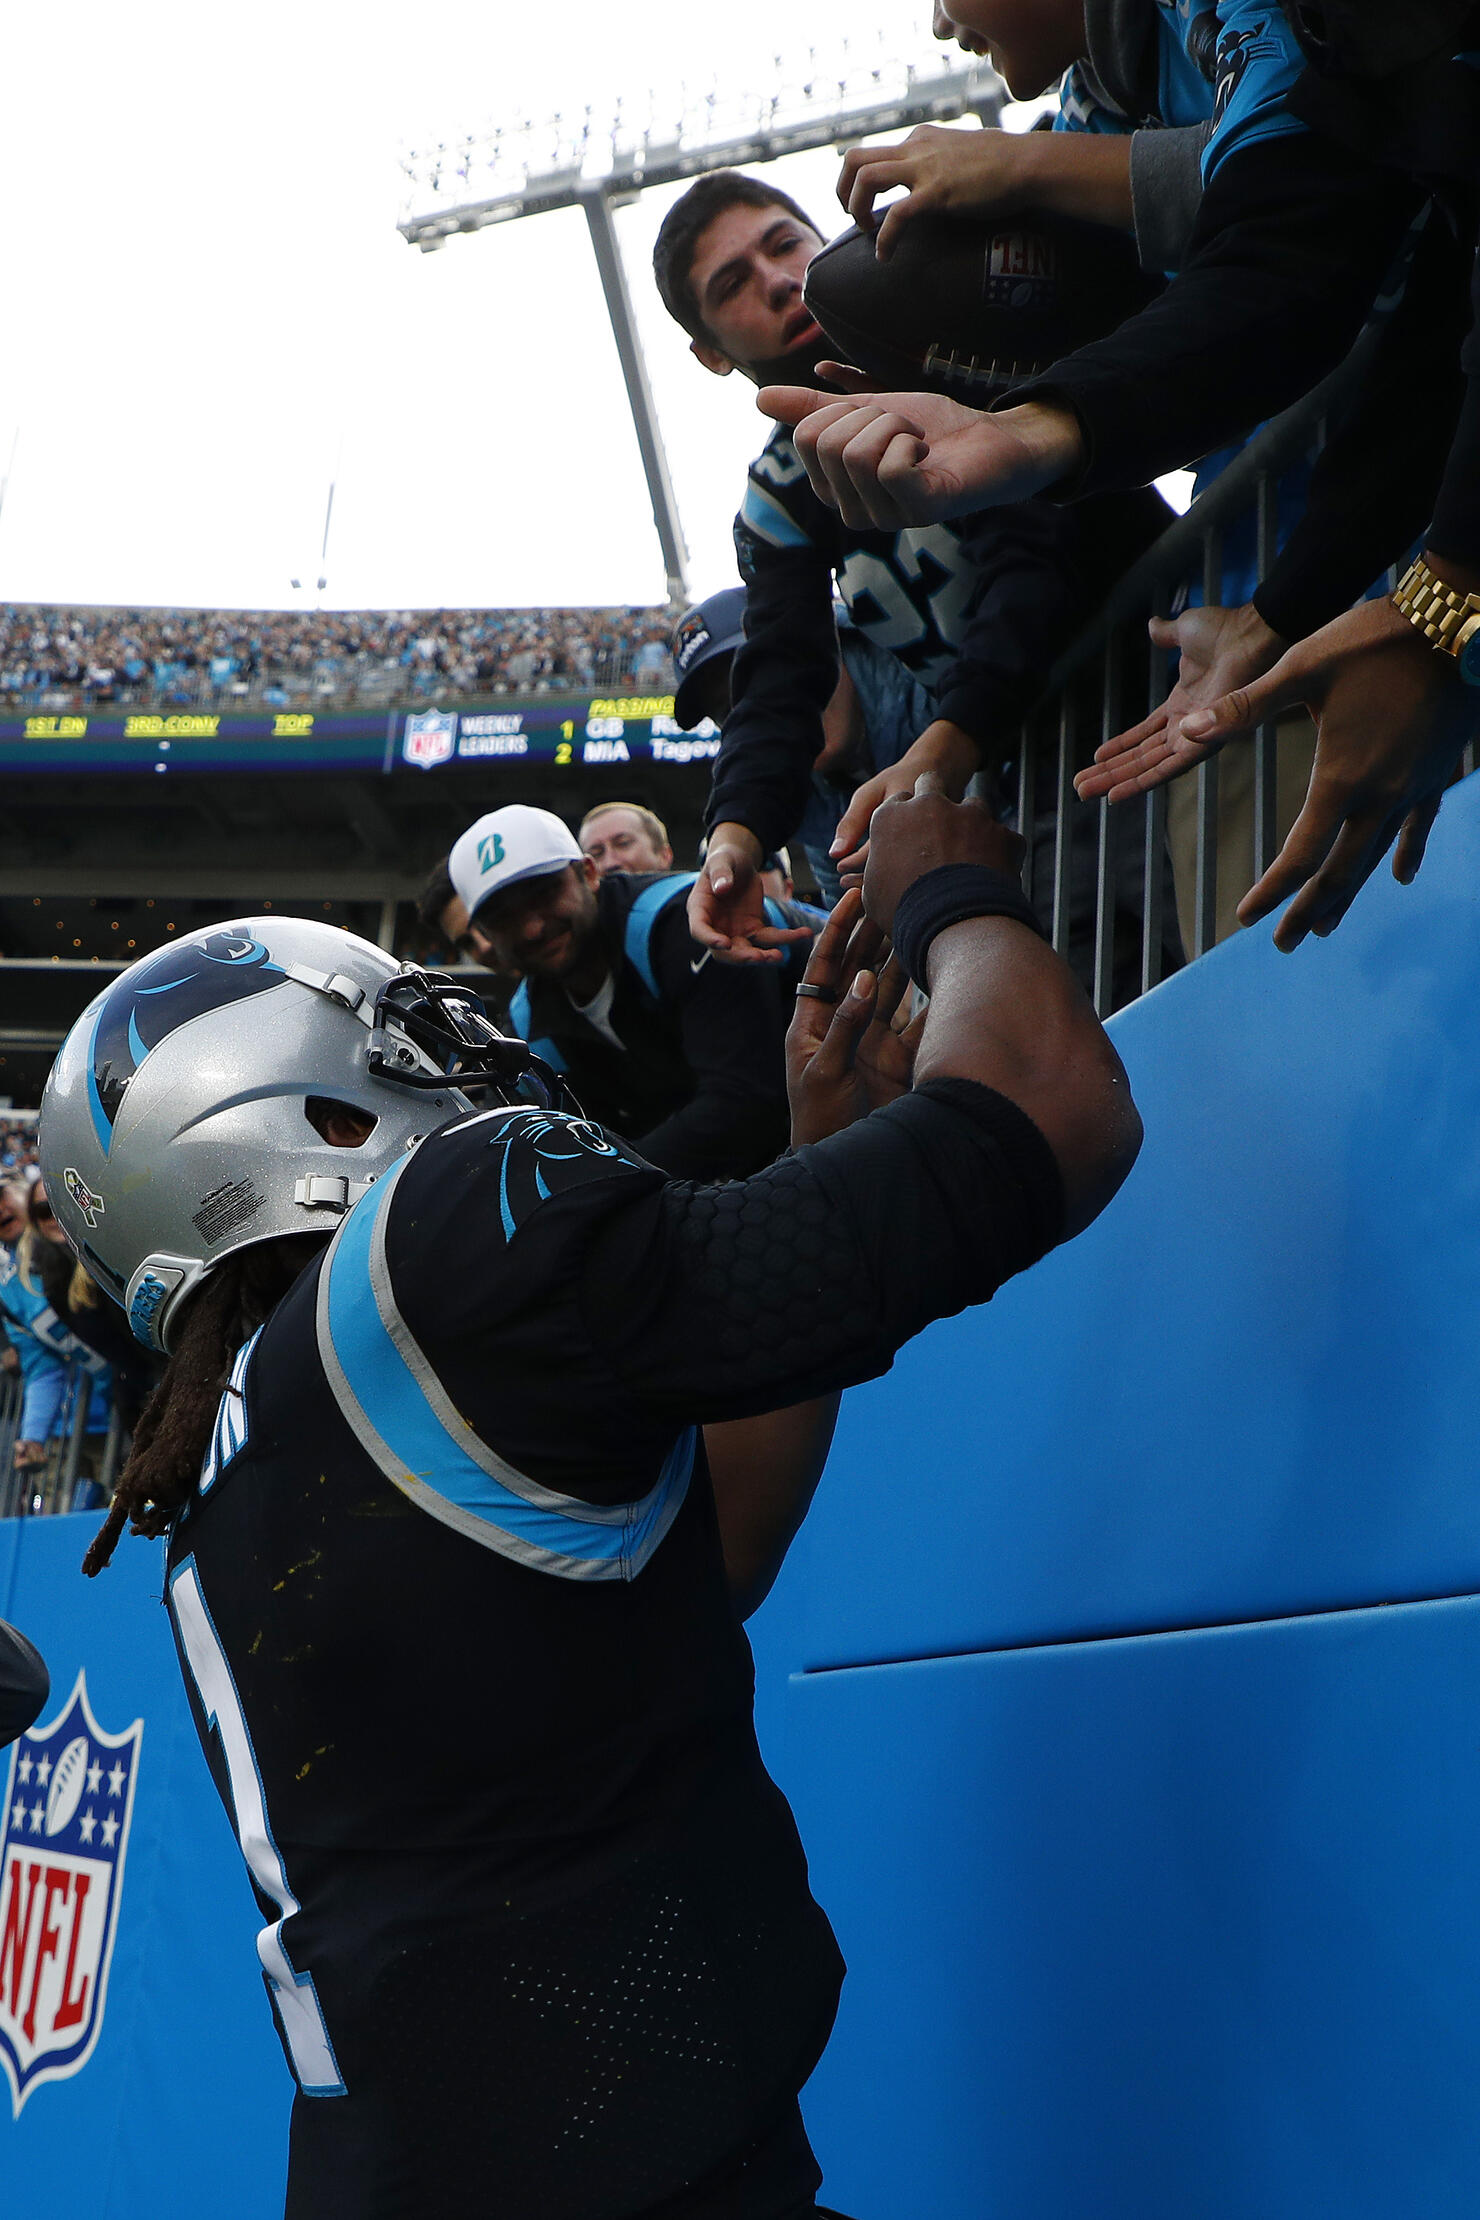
[758,386,1083,530]
[1075,604,1287,802]
[829,721,983,885]
[838,122,1039,258]
[1162,597,1477,951]
[686,824,811,965]
[836,120,1135,256]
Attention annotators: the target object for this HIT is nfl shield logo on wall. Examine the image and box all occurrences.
[402,709,458,770]
[0,1672,143,2115]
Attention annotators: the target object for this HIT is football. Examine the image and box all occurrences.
[45,1735,90,1837]
[803,209,1164,401]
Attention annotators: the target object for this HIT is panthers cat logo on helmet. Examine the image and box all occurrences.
[85,932,285,1153]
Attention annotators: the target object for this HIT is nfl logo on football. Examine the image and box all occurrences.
[401,709,458,770]
[0,1672,143,2115]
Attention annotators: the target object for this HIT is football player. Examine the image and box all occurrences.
[41,782,1141,2219]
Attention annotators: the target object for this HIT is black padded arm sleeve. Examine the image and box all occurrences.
[579,1079,1065,1429]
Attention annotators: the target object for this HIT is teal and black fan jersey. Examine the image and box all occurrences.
[715,426,1170,862]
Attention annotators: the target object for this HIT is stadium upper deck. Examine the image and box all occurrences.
[0,601,673,713]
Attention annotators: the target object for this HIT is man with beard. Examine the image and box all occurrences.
[449,804,798,1180]
[651,170,1169,964]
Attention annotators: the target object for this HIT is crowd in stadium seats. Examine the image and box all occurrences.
[0,1120,38,1180]
[0,602,672,711]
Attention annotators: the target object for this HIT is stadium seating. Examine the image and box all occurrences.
[0,603,671,714]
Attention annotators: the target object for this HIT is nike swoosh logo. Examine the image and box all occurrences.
[689,953,712,976]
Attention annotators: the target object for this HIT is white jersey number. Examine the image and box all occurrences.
[837,525,974,673]
[170,1558,345,2095]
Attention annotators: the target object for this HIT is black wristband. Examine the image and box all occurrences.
[890,863,1047,991]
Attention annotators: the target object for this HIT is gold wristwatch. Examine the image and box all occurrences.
[1392,557,1480,685]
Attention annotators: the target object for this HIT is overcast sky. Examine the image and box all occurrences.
[0,0,1044,615]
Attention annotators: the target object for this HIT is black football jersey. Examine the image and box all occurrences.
[164,1084,1062,2218]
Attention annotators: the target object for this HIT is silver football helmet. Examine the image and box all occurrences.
[38,916,564,1354]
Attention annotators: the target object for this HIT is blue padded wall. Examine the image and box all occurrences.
[751,774,1480,1671]
[778,1601,1480,2220]
[1,1515,288,2218]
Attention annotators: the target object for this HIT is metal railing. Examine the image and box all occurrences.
[1008,333,1447,1016]
[0,1364,125,1521]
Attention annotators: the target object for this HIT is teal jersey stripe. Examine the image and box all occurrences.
[317,1158,693,1579]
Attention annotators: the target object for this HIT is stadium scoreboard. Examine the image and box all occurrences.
[0,696,719,776]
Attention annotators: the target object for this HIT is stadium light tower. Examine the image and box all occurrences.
[398,40,1005,608]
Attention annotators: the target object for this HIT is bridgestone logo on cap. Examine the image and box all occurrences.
[477,834,506,873]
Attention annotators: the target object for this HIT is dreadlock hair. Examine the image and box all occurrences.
[82,1234,327,1578]
[652,171,820,343]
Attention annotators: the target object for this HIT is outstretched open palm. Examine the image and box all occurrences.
[1076,604,1287,803]
[786,891,924,1144]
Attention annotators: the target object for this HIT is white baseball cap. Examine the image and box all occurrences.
[448,806,584,922]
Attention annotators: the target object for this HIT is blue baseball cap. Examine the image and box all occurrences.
[672,588,746,731]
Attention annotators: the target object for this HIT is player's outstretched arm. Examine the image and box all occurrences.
[863,776,1141,1235]
[589,798,1140,1466]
